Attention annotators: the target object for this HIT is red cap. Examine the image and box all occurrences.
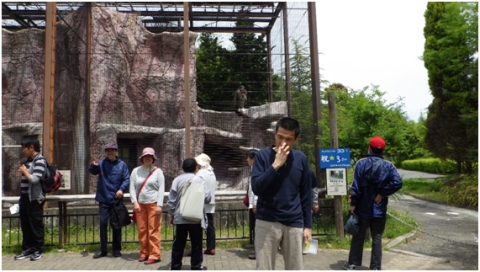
[369,136,386,150]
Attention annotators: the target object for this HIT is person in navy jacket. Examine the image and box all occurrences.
[343,136,403,270]
[251,117,313,270]
[89,142,130,259]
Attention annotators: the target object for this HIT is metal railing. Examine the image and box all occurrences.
[2,192,335,249]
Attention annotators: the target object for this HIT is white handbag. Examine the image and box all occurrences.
[179,176,205,222]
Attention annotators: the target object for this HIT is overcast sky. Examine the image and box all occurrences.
[316,0,431,121]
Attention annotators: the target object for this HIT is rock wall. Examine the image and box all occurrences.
[1,4,287,196]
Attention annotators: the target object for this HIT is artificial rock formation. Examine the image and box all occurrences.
[2,4,286,196]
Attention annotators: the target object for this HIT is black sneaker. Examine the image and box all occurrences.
[30,251,43,261]
[14,250,34,260]
[93,251,108,259]
[113,251,122,258]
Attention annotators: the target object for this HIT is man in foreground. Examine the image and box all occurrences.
[251,117,313,270]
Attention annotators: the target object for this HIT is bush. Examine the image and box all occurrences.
[440,175,478,207]
[400,158,457,174]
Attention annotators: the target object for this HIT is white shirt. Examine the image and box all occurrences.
[129,166,165,206]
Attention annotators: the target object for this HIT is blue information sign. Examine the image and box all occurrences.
[319,148,351,168]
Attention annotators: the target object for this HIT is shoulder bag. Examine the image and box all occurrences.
[179,176,205,222]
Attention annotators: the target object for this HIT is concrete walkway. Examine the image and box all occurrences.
[2,246,468,270]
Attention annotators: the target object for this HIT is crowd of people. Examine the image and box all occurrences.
[14,116,402,270]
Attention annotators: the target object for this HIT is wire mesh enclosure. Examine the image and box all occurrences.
[2,2,320,197]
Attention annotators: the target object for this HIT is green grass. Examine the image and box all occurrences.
[399,174,478,208]
[400,178,447,202]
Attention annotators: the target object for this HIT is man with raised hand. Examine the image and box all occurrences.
[251,117,313,270]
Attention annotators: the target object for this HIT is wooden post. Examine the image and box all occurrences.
[183,2,191,158]
[328,92,344,240]
[43,2,56,164]
[307,2,324,192]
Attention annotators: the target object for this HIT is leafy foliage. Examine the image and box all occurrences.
[228,19,269,106]
[400,158,458,174]
[423,2,478,174]
[196,18,269,111]
[332,85,428,163]
[196,33,231,110]
[400,175,478,208]
[440,175,478,207]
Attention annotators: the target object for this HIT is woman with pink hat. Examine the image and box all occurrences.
[129,147,165,265]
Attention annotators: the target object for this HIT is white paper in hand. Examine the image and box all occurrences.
[303,239,318,254]
[9,204,19,214]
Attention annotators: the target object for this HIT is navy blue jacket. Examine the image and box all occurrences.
[350,153,403,219]
[251,146,312,228]
[89,157,130,204]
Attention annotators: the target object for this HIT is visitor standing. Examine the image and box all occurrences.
[89,142,130,259]
[130,147,165,264]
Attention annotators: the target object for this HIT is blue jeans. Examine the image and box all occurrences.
[348,217,386,270]
[99,202,122,252]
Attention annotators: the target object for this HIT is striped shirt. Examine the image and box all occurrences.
[20,153,47,194]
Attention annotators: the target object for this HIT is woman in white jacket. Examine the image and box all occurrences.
[195,153,217,255]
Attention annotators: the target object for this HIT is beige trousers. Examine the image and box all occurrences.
[255,219,304,270]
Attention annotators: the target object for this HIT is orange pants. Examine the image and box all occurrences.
[136,202,162,261]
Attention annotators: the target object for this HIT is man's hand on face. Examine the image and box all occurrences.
[272,142,290,170]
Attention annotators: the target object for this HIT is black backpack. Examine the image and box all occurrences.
[33,157,64,193]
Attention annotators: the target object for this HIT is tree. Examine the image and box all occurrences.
[228,18,269,107]
[287,38,316,165]
[196,20,269,110]
[423,2,478,173]
[196,33,231,110]
[332,85,414,162]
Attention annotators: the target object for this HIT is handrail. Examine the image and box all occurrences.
[1,190,247,204]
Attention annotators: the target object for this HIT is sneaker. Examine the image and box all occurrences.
[93,251,107,259]
[113,251,122,258]
[247,253,256,260]
[14,250,34,260]
[30,251,43,261]
[342,262,356,270]
[191,265,207,270]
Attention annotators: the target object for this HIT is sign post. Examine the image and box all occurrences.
[319,148,350,196]
[320,148,351,240]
